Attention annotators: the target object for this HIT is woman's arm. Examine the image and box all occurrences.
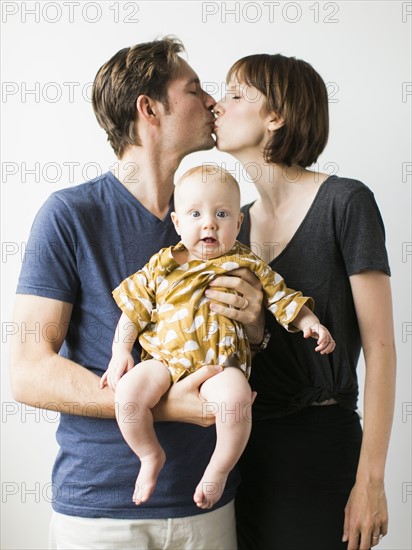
[343,271,396,550]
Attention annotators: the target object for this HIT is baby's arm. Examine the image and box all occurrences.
[249,259,335,354]
[292,306,335,354]
[100,312,138,390]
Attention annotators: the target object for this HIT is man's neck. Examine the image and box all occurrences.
[112,146,178,220]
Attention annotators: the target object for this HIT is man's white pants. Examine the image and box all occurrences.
[49,500,237,549]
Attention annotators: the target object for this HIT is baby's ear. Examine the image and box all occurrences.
[170,211,180,235]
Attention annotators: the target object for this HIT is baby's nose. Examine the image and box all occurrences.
[203,216,217,229]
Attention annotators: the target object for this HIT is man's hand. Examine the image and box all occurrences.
[154,364,257,426]
[153,364,223,425]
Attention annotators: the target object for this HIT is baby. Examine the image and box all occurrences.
[101,165,335,509]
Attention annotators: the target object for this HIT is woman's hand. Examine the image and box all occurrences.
[343,480,388,550]
[205,267,265,345]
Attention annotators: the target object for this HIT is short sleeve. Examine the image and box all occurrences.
[16,194,79,303]
[339,188,391,277]
[242,248,315,332]
[261,270,314,332]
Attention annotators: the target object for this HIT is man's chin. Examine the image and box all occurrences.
[191,136,216,153]
[205,135,217,150]
[182,132,217,156]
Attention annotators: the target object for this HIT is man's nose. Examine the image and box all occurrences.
[202,89,216,110]
[213,100,222,115]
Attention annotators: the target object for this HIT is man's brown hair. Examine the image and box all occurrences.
[92,37,184,158]
[227,54,329,168]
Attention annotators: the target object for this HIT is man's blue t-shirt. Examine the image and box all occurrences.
[16,171,239,519]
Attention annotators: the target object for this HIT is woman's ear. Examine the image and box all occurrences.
[136,95,160,126]
[171,211,181,235]
[267,112,284,132]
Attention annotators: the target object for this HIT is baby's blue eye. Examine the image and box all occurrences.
[191,211,201,218]
[217,211,228,218]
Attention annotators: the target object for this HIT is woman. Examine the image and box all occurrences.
[213,54,396,550]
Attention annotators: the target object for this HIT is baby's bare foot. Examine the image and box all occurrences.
[193,465,228,509]
[133,450,166,505]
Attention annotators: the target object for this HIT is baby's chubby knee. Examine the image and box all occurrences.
[113,366,148,403]
[115,360,171,409]
[225,384,253,408]
[114,372,137,403]
[205,367,252,405]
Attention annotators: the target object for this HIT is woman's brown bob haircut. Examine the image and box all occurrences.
[92,37,184,158]
[227,54,329,168]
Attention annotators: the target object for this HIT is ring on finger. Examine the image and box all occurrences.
[241,297,249,310]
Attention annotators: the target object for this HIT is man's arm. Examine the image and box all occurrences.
[11,269,263,423]
[9,294,220,423]
[9,294,116,418]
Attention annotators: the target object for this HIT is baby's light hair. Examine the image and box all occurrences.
[174,164,241,206]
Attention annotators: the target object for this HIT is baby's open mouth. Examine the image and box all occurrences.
[202,238,217,244]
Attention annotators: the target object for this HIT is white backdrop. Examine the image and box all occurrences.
[1,1,411,549]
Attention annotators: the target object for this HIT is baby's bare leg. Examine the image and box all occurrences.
[115,360,171,505]
[194,367,253,509]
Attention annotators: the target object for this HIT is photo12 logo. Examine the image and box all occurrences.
[201,2,340,24]
[1,1,140,24]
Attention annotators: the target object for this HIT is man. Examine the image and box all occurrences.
[9,37,263,549]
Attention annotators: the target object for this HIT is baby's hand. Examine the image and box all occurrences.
[302,323,335,355]
[100,351,135,391]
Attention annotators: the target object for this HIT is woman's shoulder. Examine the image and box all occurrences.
[322,174,374,199]
[319,175,378,213]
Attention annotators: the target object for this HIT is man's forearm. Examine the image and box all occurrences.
[9,296,117,418]
[11,353,116,418]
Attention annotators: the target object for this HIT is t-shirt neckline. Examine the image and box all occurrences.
[244,174,337,266]
[105,170,174,225]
